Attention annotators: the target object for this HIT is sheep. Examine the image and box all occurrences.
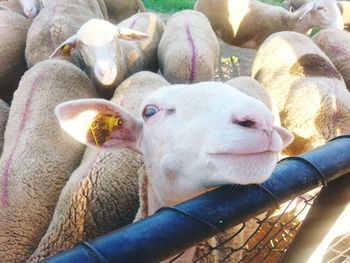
[0,100,9,154]
[0,0,26,16]
[157,10,220,84]
[283,0,350,31]
[25,0,108,68]
[0,59,99,263]
[50,13,165,99]
[27,71,170,262]
[104,0,146,24]
[55,81,294,262]
[252,31,350,156]
[0,10,30,103]
[312,28,350,92]
[194,0,343,49]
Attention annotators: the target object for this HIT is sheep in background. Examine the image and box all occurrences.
[157,10,219,84]
[194,0,343,49]
[27,71,169,262]
[0,0,26,16]
[313,28,350,92]
[284,0,350,31]
[252,31,350,156]
[50,13,165,98]
[0,10,30,103]
[105,0,146,24]
[0,100,9,154]
[19,0,42,18]
[25,0,108,67]
[0,59,99,263]
[55,81,293,262]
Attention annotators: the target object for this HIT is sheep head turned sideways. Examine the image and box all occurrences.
[296,0,343,31]
[19,0,42,18]
[50,19,149,86]
[55,82,294,207]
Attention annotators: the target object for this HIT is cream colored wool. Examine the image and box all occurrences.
[28,71,169,262]
[25,0,107,67]
[313,28,350,92]
[194,0,343,48]
[157,10,219,84]
[0,59,98,263]
[0,10,30,103]
[252,31,350,156]
[0,100,9,154]
[0,0,25,16]
[105,0,146,24]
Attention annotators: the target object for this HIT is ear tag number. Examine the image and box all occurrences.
[89,115,122,147]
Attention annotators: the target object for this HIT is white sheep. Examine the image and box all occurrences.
[284,0,350,31]
[25,0,108,67]
[157,10,219,84]
[55,81,293,262]
[50,13,165,98]
[0,0,25,16]
[194,0,343,48]
[0,10,30,103]
[312,28,350,92]
[19,0,42,17]
[0,100,9,154]
[104,0,146,24]
[252,31,350,156]
[0,59,99,263]
[27,71,170,262]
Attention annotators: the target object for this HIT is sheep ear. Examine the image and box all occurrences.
[49,35,79,58]
[273,125,294,148]
[115,27,150,41]
[55,99,143,152]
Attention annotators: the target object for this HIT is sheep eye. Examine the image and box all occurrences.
[142,105,159,120]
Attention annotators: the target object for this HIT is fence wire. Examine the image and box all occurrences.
[167,188,350,263]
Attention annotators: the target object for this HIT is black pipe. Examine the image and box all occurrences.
[41,135,350,263]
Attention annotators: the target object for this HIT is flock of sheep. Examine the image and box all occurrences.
[0,0,349,262]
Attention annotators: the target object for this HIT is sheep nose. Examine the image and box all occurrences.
[233,114,273,134]
[24,7,36,18]
[95,62,117,85]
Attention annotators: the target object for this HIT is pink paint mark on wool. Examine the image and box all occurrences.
[185,23,197,82]
[1,76,43,207]
[129,16,141,29]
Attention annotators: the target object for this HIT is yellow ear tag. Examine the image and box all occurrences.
[61,44,72,57]
[89,115,122,147]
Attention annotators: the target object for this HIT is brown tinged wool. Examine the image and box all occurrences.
[157,10,219,84]
[194,0,341,49]
[25,0,107,67]
[252,31,350,156]
[0,10,30,103]
[0,59,99,263]
[312,28,350,92]
[104,0,146,24]
[27,71,170,262]
[0,99,9,154]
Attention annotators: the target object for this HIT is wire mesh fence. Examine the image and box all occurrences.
[166,188,350,263]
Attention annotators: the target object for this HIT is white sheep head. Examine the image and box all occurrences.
[19,0,42,18]
[296,0,344,31]
[55,82,293,206]
[50,19,149,86]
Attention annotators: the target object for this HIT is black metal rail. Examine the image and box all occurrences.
[41,135,350,263]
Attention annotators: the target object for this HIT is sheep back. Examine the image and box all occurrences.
[0,59,98,263]
[157,10,219,84]
[0,10,30,103]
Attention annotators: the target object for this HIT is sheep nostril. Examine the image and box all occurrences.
[235,120,256,128]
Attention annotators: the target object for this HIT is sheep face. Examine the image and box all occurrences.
[296,0,344,31]
[19,0,42,18]
[50,19,149,86]
[55,82,293,205]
